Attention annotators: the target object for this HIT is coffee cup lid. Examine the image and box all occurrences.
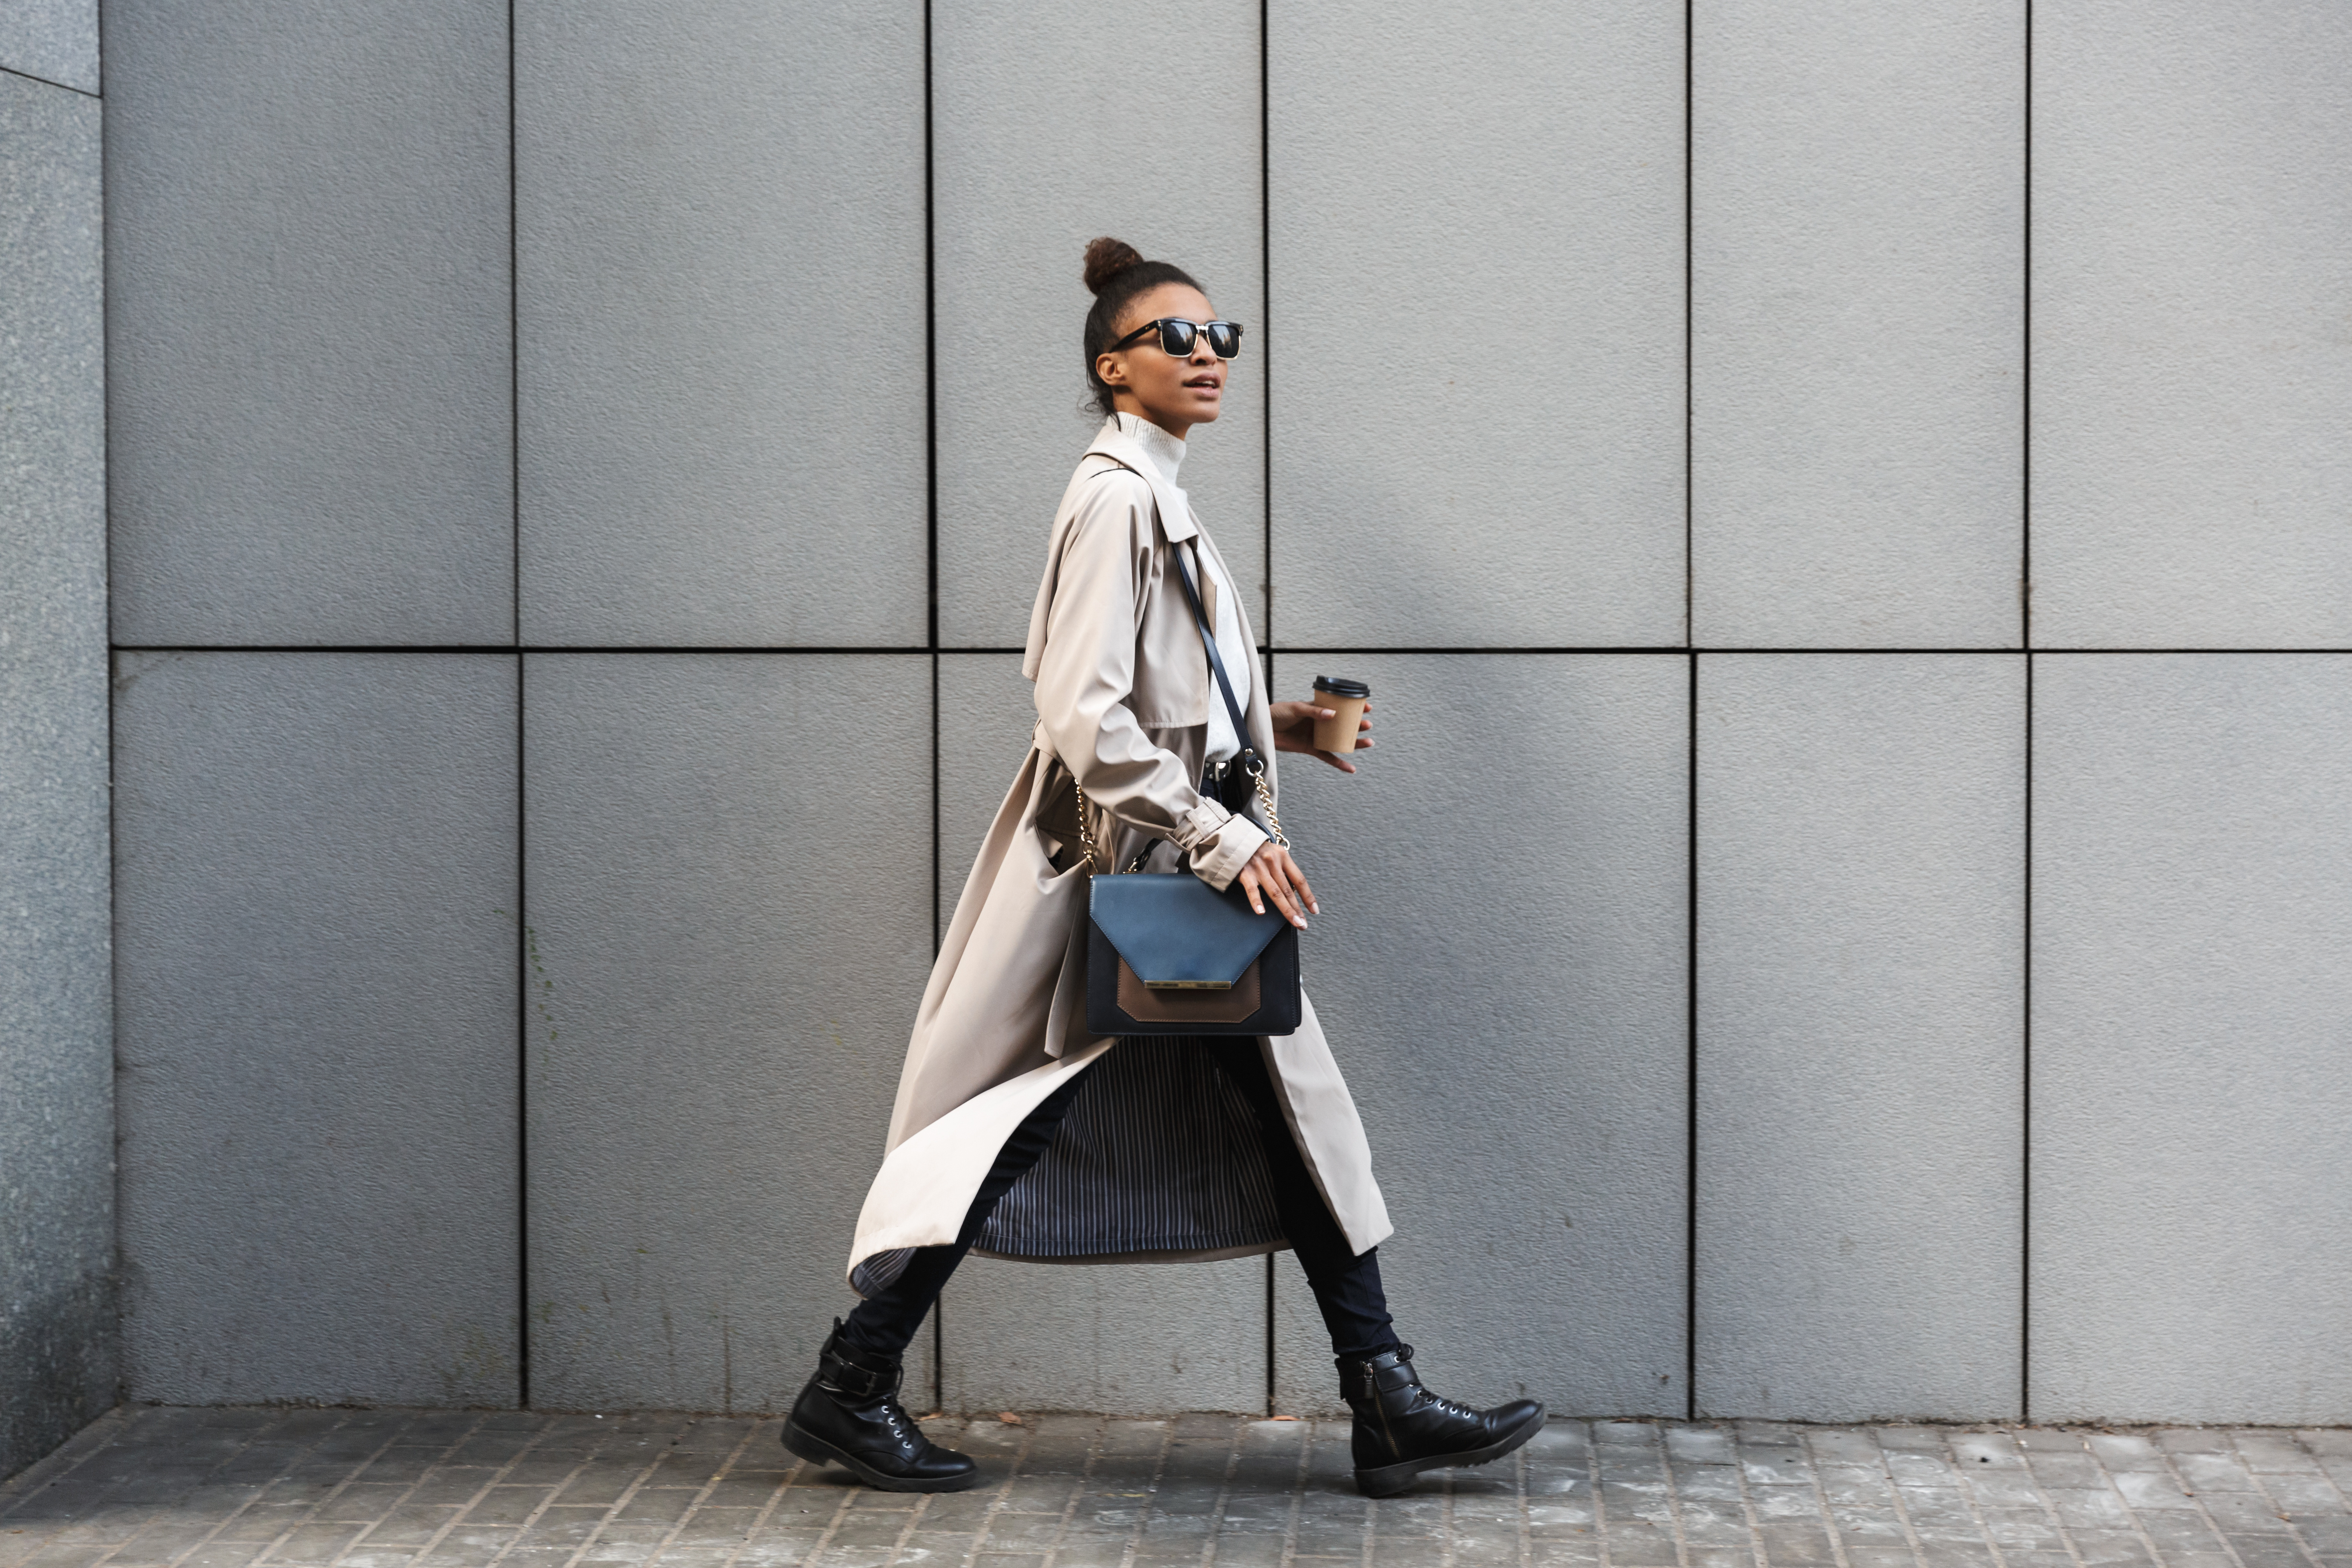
[1313,675,1371,699]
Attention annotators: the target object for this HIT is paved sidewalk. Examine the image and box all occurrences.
[5,1408,2349,1568]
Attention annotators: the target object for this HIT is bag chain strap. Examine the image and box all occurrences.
[1071,768,1286,880]
[1074,781,1102,875]
[1247,764,1288,851]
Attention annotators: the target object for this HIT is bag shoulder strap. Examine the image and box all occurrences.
[1165,542,1286,850]
[1167,542,1254,757]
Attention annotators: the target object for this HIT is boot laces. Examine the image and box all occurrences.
[818,1366,925,1452]
[873,1396,924,1449]
[1418,1388,1483,1423]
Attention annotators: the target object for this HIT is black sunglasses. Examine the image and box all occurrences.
[1107,317,1245,360]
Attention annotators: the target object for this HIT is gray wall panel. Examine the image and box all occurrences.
[1696,655,2023,1422]
[2032,655,2352,1424]
[941,1258,1265,1416]
[1268,654,1689,1416]
[516,0,927,647]
[525,654,933,1411]
[112,653,519,1405]
[0,71,113,1479]
[932,0,1264,650]
[1692,0,2022,648]
[2033,1,2352,647]
[0,0,95,93]
[1271,1257,1344,1416]
[1267,5,1684,649]
[105,0,512,646]
[937,654,1036,942]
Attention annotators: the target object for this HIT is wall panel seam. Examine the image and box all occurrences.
[2021,0,2033,654]
[1684,649,1698,1420]
[507,0,528,1411]
[1682,0,1693,651]
[513,651,529,1408]
[2018,0,2033,1413]
[2020,651,2033,1422]
[1260,0,1276,1418]
[111,646,2352,658]
[1682,0,1695,1414]
[924,0,945,1415]
[98,35,123,1414]
[108,645,959,656]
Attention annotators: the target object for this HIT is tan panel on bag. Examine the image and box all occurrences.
[1116,957,1261,1024]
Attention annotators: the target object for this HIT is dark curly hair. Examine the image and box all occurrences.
[1080,236,1204,418]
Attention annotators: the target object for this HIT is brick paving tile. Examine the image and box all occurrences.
[2069,1525,2159,1564]
[2175,1454,2263,1493]
[11,1413,2352,1565]
[2264,1475,2348,1514]
[2235,1436,2324,1475]
[1914,1545,1999,1568]
[2224,1547,2311,1568]
[2091,1435,2169,1471]
[2298,1519,2352,1551]
[1842,1547,1918,1568]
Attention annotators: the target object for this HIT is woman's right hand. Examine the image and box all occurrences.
[1236,841,1318,929]
[1270,699,1373,772]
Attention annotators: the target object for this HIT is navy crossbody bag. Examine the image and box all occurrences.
[1075,542,1302,1037]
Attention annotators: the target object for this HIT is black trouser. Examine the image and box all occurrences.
[840,1037,1400,1363]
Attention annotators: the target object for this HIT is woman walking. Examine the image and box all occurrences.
[784,238,1543,1498]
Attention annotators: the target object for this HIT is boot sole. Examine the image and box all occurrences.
[1353,1404,1548,1499]
[781,1418,982,1493]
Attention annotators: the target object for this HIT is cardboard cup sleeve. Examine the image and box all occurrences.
[1310,676,1371,754]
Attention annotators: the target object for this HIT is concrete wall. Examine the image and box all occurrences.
[91,0,2352,1430]
[2030,656,2352,1425]
[514,0,927,647]
[0,27,114,1478]
[105,0,513,646]
[1696,655,2023,1421]
[111,655,520,1406]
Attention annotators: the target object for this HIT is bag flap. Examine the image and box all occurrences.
[1089,872,1285,987]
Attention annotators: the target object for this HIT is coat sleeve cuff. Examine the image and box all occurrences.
[1184,811,1269,892]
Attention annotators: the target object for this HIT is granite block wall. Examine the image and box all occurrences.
[81,0,2352,1434]
[0,32,113,1480]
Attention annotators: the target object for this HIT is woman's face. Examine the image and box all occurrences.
[1096,282,1226,438]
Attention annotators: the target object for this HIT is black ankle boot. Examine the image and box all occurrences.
[1338,1344,1546,1497]
[783,1320,979,1492]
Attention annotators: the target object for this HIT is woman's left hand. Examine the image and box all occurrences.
[1236,841,1318,927]
[1268,699,1374,774]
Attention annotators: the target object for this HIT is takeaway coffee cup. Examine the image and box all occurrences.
[1311,676,1372,754]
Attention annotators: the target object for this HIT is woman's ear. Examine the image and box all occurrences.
[1096,351,1127,390]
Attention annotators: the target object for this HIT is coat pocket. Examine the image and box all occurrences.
[1033,759,1084,871]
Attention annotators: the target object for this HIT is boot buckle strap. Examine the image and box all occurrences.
[1366,1346,1417,1391]
[818,1348,901,1402]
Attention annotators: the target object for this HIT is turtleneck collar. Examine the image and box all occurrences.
[1110,412,1186,481]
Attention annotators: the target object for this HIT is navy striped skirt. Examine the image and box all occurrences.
[969,1036,1286,1264]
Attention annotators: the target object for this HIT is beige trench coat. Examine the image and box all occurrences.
[846,417,1392,1292]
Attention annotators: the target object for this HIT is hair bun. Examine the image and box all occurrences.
[1082,236,1145,295]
